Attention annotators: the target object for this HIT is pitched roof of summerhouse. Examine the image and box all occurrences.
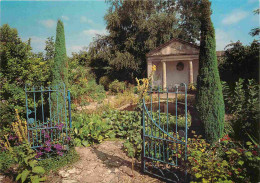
[146,38,224,57]
[146,38,199,57]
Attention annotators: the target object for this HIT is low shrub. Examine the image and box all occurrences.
[111,90,138,109]
[109,80,126,94]
[13,143,46,183]
[37,147,79,173]
[99,76,111,90]
[183,132,260,182]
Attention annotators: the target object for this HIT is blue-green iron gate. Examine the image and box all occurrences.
[142,83,188,182]
[25,83,71,148]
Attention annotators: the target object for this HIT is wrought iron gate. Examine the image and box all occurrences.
[142,83,188,182]
[25,83,71,148]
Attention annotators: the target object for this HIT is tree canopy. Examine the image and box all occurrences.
[0,24,50,125]
[89,0,201,82]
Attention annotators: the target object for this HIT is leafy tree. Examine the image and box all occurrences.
[219,40,259,85]
[51,20,68,87]
[44,36,55,61]
[89,0,201,82]
[195,0,225,143]
[0,24,49,126]
[176,0,201,43]
[249,9,259,37]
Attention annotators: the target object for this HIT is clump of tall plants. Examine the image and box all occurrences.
[222,79,259,143]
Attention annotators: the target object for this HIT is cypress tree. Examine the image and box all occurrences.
[51,20,68,88]
[195,0,225,143]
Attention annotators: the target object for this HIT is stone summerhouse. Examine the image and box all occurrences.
[146,38,223,89]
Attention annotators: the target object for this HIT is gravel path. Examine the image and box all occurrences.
[48,141,161,183]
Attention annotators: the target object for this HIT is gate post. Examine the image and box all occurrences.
[141,99,145,173]
[67,90,72,129]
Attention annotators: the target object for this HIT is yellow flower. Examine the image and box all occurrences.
[152,65,156,71]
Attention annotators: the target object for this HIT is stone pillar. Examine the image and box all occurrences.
[162,61,167,90]
[189,60,193,84]
[147,61,153,87]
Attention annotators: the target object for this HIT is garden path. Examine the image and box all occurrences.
[48,140,161,183]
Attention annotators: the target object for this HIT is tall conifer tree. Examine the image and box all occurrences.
[196,0,225,143]
[52,20,68,87]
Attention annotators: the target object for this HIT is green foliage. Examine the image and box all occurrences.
[102,110,191,159]
[99,76,111,90]
[0,24,50,126]
[219,40,259,84]
[195,0,225,144]
[249,9,259,37]
[0,150,15,172]
[44,37,55,61]
[71,109,190,159]
[109,80,126,94]
[37,148,79,173]
[68,61,106,106]
[13,143,46,183]
[51,20,68,87]
[222,79,259,142]
[184,133,260,182]
[72,113,115,147]
[89,0,200,82]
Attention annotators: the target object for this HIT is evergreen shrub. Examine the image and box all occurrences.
[195,0,225,143]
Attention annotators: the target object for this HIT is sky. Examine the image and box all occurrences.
[1,0,259,56]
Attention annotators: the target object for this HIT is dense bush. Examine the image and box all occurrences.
[99,75,111,90]
[68,55,106,106]
[222,79,259,143]
[109,80,126,94]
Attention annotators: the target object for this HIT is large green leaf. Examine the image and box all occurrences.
[21,169,30,183]
[32,166,45,174]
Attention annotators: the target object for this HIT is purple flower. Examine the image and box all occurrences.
[57,151,63,156]
[44,147,51,152]
[45,140,51,147]
[35,151,43,159]
[57,123,64,131]
[54,143,63,151]
[41,130,46,134]
[45,133,50,139]
[67,136,71,142]
[8,135,15,140]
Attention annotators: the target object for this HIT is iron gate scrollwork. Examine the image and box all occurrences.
[142,83,188,182]
[25,83,71,148]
